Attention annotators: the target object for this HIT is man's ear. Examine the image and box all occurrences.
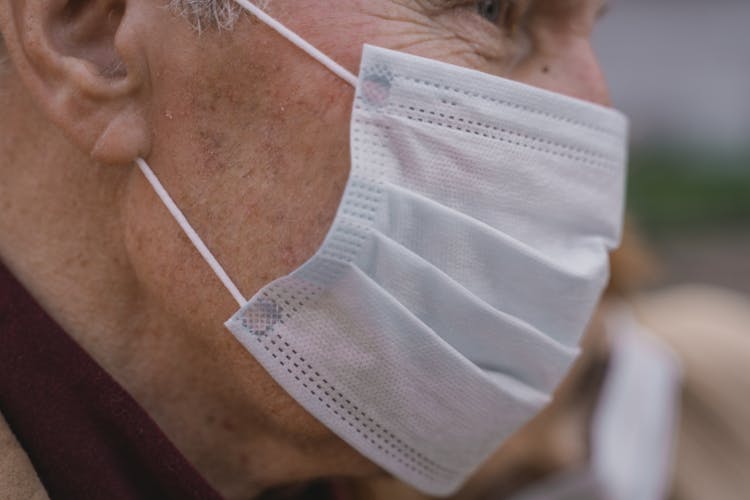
[0,0,151,164]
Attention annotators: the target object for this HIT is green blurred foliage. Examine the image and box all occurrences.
[627,147,750,236]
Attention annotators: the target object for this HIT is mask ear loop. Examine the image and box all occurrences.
[136,158,248,307]
[232,0,358,87]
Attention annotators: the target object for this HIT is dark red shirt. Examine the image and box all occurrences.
[0,260,226,499]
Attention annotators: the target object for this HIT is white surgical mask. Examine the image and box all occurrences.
[505,308,680,500]
[136,2,629,495]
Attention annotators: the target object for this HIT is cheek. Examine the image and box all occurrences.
[127,37,353,332]
[510,33,610,107]
[121,171,236,328]
[122,168,351,443]
[123,140,350,338]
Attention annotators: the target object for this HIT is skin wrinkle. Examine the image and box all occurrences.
[0,0,616,498]
[397,1,533,72]
[161,0,550,83]
[169,0,520,70]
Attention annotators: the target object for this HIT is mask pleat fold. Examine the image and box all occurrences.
[372,182,609,347]
[357,229,579,394]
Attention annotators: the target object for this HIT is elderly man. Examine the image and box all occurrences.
[0,1,648,499]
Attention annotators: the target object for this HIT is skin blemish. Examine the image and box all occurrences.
[222,418,237,432]
[542,65,550,74]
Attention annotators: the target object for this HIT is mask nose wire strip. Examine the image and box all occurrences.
[232,0,358,88]
[135,158,248,307]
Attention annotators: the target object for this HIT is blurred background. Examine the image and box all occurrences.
[593,0,750,293]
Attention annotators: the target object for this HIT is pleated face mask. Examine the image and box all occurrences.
[136,1,629,495]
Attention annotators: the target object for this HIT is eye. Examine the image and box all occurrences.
[476,0,519,32]
[477,0,503,22]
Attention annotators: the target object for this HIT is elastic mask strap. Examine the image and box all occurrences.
[232,0,358,87]
[136,158,248,306]
[135,3,356,307]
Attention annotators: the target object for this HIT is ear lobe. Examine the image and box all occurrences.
[0,0,151,164]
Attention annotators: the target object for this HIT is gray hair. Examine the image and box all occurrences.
[168,0,272,32]
[0,1,267,73]
[168,0,242,32]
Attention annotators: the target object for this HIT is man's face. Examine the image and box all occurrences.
[129,0,609,330]
[121,0,610,460]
